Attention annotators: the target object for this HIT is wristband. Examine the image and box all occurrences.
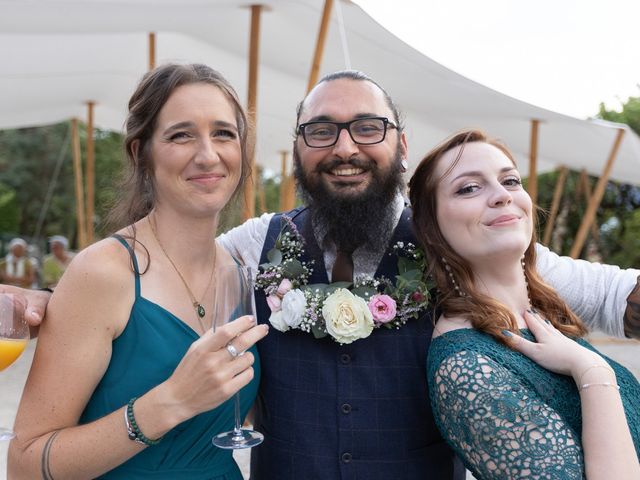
[124,397,163,446]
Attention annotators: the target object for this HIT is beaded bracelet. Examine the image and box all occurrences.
[124,397,163,446]
[579,382,620,392]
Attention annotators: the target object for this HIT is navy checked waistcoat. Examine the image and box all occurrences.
[250,207,464,480]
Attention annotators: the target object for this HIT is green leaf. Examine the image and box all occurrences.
[311,322,328,339]
[400,269,422,281]
[282,259,304,277]
[304,284,328,295]
[267,248,282,265]
[352,286,376,299]
[326,282,351,295]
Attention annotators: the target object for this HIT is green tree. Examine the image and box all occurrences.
[598,90,640,135]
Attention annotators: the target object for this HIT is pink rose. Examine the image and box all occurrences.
[277,278,293,297]
[367,294,397,323]
[267,294,282,312]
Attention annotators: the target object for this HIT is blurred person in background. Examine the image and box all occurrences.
[0,238,36,288]
[42,235,74,288]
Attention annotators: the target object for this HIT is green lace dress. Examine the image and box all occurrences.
[428,328,640,479]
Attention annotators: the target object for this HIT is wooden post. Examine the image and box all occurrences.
[279,150,289,211]
[569,129,625,258]
[307,0,334,92]
[242,4,262,221]
[71,119,87,249]
[148,32,156,71]
[528,119,539,205]
[542,166,568,246]
[85,101,95,244]
[579,170,600,240]
[281,0,335,212]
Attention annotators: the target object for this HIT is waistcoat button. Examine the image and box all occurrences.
[341,403,352,414]
[341,452,352,463]
[340,353,351,364]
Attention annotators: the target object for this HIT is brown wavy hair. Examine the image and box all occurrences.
[106,63,253,231]
[408,129,587,345]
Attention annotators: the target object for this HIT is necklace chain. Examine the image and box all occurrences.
[148,215,216,333]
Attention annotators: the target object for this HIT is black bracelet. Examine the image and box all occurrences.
[39,287,54,293]
[124,397,163,446]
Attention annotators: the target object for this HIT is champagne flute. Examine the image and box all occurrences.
[211,264,263,449]
[0,294,30,441]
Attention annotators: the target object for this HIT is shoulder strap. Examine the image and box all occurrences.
[111,234,141,298]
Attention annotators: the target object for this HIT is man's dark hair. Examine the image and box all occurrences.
[295,70,404,131]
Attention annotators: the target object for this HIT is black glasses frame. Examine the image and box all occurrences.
[297,116,398,148]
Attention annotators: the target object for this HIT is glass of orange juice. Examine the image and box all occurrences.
[0,293,30,441]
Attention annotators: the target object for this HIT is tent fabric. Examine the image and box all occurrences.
[1,0,639,184]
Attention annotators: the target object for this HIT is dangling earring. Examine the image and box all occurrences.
[442,256,466,297]
[400,159,408,173]
[522,255,531,307]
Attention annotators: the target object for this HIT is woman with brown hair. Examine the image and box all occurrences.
[8,64,268,479]
[409,129,639,479]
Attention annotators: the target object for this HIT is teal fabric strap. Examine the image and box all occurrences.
[125,397,163,446]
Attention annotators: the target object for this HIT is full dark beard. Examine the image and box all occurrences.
[293,144,405,253]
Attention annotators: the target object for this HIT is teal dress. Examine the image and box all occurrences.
[427,328,640,479]
[80,237,260,479]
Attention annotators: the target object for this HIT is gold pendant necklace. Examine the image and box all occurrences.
[149,215,216,333]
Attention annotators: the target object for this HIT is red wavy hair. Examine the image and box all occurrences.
[408,129,587,345]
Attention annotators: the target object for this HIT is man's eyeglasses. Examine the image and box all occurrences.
[297,116,398,148]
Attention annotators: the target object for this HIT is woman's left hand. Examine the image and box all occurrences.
[510,310,606,379]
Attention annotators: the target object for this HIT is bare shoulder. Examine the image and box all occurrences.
[431,314,472,339]
[47,237,136,336]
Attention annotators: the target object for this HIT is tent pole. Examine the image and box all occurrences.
[306,0,334,92]
[579,169,600,241]
[569,128,625,258]
[528,119,539,205]
[279,150,289,211]
[71,118,87,249]
[85,101,95,244]
[242,4,262,221]
[148,32,156,71]
[542,165,568,246]
[282,0,334,211]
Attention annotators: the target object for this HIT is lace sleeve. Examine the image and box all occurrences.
[431,350,584,479]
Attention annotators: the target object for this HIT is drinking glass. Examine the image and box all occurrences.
[211,264,263,449]
[0,294,30,441]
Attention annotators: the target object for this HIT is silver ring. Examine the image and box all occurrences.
[226,343,239,359]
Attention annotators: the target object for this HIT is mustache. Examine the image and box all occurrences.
[315,157,374,174]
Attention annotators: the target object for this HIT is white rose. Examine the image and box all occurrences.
[322,288,374,344]
[281,289,307,328]
[269,311,289,332]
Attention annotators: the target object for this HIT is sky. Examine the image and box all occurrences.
[354,0,640,119]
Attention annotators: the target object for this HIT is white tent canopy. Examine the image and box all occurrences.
[1,0,639,184]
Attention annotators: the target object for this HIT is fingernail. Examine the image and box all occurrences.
[501,329,513,337]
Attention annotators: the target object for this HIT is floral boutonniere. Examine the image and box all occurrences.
[255,216,432,344]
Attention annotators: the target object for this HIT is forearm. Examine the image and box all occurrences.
[536,244,639,337]
[8,387,181,479]
[10,408,142,480]
[577,367,640,479]
[623,276,640,339]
